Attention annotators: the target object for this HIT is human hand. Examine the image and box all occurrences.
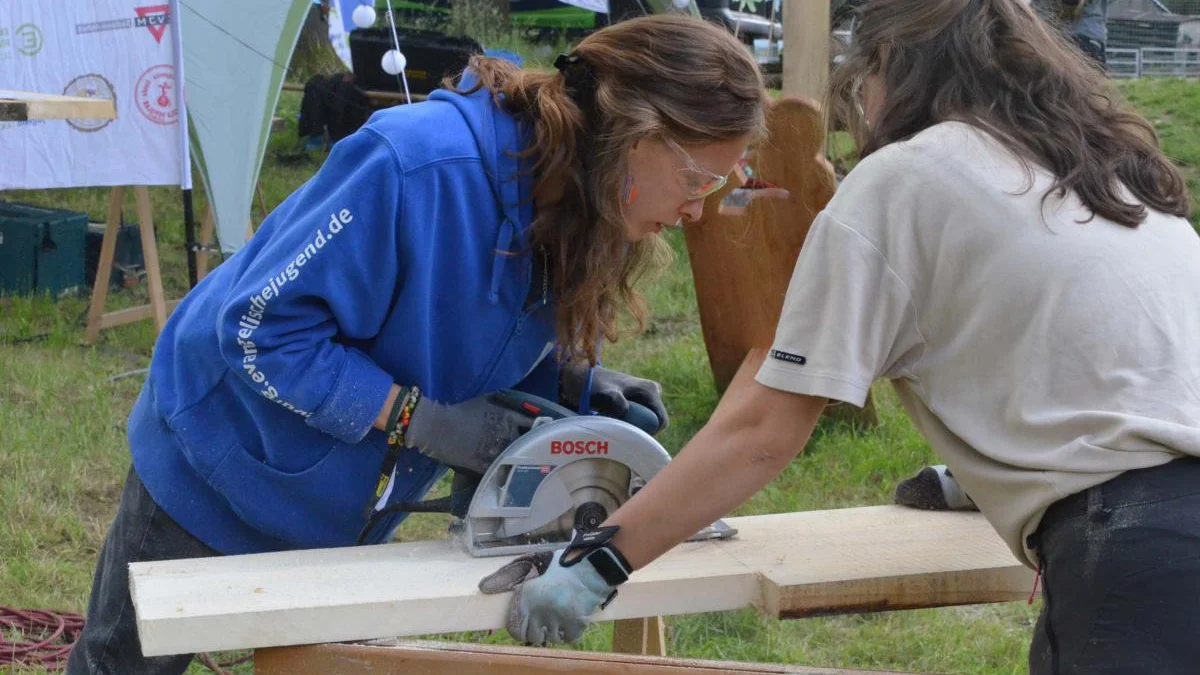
[479,527,632,646]
[405,394,538,475]
[561,364,669,433]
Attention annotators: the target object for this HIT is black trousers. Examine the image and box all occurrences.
[65,467,218,675]
[1029,457,1200,674]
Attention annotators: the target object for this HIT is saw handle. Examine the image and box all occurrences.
[619,401,662,436]
[489,389,661,436]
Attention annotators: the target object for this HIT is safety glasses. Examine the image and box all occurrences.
[663,137,729,201]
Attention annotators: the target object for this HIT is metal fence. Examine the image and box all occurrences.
[1107,47,1200,77]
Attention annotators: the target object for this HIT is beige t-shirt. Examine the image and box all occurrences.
[756,121,1200,567]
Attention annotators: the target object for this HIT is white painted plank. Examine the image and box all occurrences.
[130,506,1032,656]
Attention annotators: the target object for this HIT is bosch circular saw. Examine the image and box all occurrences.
[455,390,737,557]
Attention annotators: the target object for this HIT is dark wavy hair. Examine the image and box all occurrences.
[456,15,768,364]
[826,0,1191,227]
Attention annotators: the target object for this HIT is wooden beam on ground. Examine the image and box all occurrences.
[254,639,922,675]
[131,506,1032,657]
[782,0,831,101]
[0,89,116,121]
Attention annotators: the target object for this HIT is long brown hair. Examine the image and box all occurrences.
[459,15,768,364]
[826,0,1191,227]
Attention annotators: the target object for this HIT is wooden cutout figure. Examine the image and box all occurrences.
[683,96,879,428]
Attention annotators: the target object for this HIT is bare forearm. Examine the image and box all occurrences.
[606,386,826,570]
[606,421,792,568]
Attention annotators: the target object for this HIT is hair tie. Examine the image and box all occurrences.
[554,52,599,116]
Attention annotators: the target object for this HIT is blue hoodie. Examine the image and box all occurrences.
[130,78,565,555]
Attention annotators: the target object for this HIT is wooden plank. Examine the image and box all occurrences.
[0,89,116,121]
[131,507,1031,657]
[255,639,921,674]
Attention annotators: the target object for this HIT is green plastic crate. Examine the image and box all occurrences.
[0,201,88,298]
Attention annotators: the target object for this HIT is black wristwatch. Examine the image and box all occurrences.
[560,525,633,588]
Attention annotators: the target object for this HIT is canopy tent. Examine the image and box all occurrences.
[196,0,702,255]
[183,0,312,254]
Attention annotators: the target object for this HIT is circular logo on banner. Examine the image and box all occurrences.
[63,73,117,132]
[15,23,44,57]
[135,64,177,125]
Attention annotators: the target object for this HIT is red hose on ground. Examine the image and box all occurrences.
[0,607,251,673]
[0,607,84,670]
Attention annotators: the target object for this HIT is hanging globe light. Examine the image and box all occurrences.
[381,49,407,75]
[352,4,377,28]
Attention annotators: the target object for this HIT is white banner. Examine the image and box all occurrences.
[0,1,187,190]
[328,0,355,72]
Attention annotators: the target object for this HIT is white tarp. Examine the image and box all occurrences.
[0,1,188,189]
[182,0,310,253]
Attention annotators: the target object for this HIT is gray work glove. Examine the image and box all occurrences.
[478,549,614,646]
[561,364,669,433]
[405,394,538,475]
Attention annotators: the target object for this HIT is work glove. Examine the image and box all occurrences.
[561,363,669,433]
[893,464,978,511]
[479,528,632,646]
[405,394,538,475]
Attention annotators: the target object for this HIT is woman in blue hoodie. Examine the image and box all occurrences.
[66,14,769,675]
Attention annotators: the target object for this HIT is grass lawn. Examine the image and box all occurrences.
[1,78,1196,674]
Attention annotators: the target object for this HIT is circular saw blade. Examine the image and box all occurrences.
[523,458,631,543]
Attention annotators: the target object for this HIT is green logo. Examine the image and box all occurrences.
[0,28,10,59]
[16,23,42,57]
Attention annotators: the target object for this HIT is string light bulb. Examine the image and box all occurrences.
[381,49,407,75]
[352,4,377,28]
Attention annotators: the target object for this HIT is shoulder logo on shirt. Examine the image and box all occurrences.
[770,349,807,366]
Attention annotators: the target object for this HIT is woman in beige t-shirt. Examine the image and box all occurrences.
[496,0,1198,671]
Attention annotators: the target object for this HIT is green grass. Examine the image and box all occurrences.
[1120,78,1200,231]
[1,78,1196,675]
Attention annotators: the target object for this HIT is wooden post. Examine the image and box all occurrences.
[782,0,831,101]
[135,185,168,332]
[84,186,179,343]
[194,182,266,282]
[684,98,877,426]
[196,201,215,281]
[613,616,667,655]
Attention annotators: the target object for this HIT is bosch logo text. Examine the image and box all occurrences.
[550,440,609,455]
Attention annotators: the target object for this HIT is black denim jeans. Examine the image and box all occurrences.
[66,467,219,675]
[1029,457,1200,674]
